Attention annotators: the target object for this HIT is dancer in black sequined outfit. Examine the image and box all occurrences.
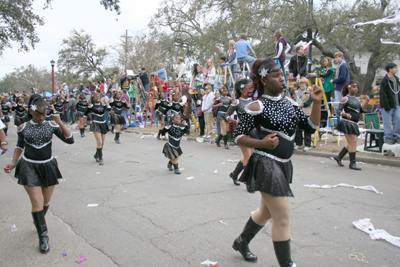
[1,97,11,135]
[84,93,111,165]
[213,84,233,149]
[76,94,89,137]
[226,79,253,186]
[109,91,129,144]
[12,96,28,127]
[4,94,74,254]
[161,114,188,174]
[333,81,369,170]
[232,58,322,266]
[44,97,55,122]
[155,92,169,140]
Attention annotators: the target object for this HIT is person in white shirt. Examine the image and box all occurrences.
[201,85,215,138]
[204,59,217,91]
[176,57,187,80]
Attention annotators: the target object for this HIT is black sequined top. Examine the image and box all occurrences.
[155,99,169,115]
[84,103,111,123]
[12,103,27,118]
[214,96,233,113]
[16,120,74,162]
[167,101,184,115]
[53,101,66,114]
[233,94,318,161]
[338,96,365,123]
[1,102,11,116]
[161,124,188,148]
[226,97,252,121]
[109,99,129,115]
[76,100,89,113]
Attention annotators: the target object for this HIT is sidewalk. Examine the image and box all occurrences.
[125,127,400,168]
[0,171,116,267]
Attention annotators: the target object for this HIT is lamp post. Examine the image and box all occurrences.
[50,59,55,95]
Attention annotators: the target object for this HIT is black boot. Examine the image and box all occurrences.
[333,147,348,167]
[349,152,361,170]
[216,134,222,147]
[43,205,49,216]
[97,148,104,165]
[224,135,229,149]
[157,130,161,140]
[94,150,100,162]
[273,240,296,267]
[111,126,115,133]
[232,217,264,262]
[80,128,85,138]
[173,163,181,174]
[229,161,243,186]
[167,161,173,171]
[4,128,7,136]
[32,210,50,254]
[115,132,120,144]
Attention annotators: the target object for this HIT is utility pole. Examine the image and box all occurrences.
[120,29,132,73]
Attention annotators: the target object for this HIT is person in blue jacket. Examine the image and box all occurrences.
[332,51,350,114]
[151,63,168,88]
[235,33,256,68]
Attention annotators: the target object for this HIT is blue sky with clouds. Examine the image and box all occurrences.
[0,0,160,78]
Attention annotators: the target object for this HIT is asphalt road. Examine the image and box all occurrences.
[1,125,399,267]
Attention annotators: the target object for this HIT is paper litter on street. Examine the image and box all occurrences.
[186,176,194,180]
[87,204,99,207]
[352,218,400,248]
[214,170,218,174]
[304,183,383,194]
[228,159,239,163]
[201,259,218,266]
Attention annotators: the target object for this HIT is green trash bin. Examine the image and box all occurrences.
[364,113,380,130]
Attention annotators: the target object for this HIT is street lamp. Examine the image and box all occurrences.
[50,59,55,95]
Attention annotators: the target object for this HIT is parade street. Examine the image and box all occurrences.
[1,127,399,267]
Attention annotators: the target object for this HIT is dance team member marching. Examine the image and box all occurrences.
[84,93,111,165]
[333,81,369,170]
[53,96,67,122]
[232,58,322,266]
[213,84,233,149]
[161,113,188,174]
[4,94,74,253]
[1,97,11,135]
[155,92,169,140]
[44,98,55,121]
[226,79,253,186]
[75,94,89,138]
[167,92,184,117]
[109,91,129,144]
[12,96,28,127]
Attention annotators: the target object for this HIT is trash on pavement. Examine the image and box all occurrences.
[219,221,228,225]
[228,159,239,163]
[186,176,194,180]
[353,218,400,248]
[304,183,383,194]
[201,259,218,266]
[87,204,99,207]
[76,256,87,263]
[214,170,218,174]
[10,224,17,232]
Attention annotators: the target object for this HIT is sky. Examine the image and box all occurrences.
[0,0,161,79]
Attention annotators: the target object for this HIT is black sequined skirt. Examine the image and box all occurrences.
[15,157,62,187]
[217,111,228,122]
[239,153,294,197]
[1,115,10,123]
[90,122,109,134]
[110,114,125,125]
[336,118,360,136]
[14,116,27,127]
[162,143,182,160]
[155,112,166,122]
[76,111,86,118]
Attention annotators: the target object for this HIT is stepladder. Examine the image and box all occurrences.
[216,63,236,92]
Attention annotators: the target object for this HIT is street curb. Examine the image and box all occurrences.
[125,129,400,168]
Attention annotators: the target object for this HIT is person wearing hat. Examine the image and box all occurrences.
[201,85,215,138]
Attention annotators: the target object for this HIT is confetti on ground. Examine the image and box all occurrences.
[201,259,218,266]
[124,155,131,156]
[88,154,94,156]
[319,144,327,146]
[221,162,226,164]
[214,170,218,174]
[87,204,99,207]
[227,159,239,163]
[219,221,228,225]
[320,161,324,164]
[96,172,100,174]
[140,135,145,139]
[62,253,67,256]
[186,176,194,180]
[76,255,87,263]
[359,162,365,165]
[7,150,13,153]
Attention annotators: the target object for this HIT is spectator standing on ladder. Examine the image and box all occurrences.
[235,33,256,68]
[137,68,150,93]
[176,57,187,80]
[273,31,291,83]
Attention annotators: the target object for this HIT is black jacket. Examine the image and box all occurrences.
[380,74,400,111]
[288,54,308,78]
[137,72,150,85]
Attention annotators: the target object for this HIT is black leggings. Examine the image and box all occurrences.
[198,115,205,136]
